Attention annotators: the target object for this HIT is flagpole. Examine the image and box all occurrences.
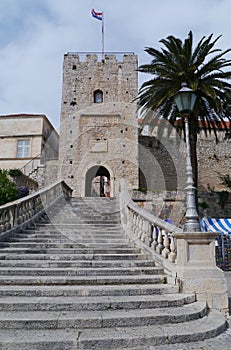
[102,12,104,60]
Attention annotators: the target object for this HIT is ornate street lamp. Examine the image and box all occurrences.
[174,82,201,232]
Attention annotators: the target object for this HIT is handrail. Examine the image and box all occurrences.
[119,179,182,271]
[21,153,42,175]
[0,180,72,240]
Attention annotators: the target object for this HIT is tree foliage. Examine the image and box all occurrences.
[137,31,231,188]
[8,168,23,177]
[0,169,19,206]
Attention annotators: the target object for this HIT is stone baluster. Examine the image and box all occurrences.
[126,206,130,226]
[162,230,170,258]
[22,202,27,222]
[131,211,136,233]
[151,225,158,251]
[145,221,153,247]
[16,204,22,225]
[2,210,10,232]
[135,214,140,237]
[131,212,136,235]
[138,216,143,239]
[1,211,6,232]
[0,212,3,233]
[156,228,164,254]
[141,218,147,242]
[168,236,177,263]
[28,200,33,219]
[8,207,14,229]
[24,200,30,221]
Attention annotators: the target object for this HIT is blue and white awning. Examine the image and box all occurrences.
[200,218,231,235]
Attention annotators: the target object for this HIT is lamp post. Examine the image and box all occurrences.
[174,82,201,232]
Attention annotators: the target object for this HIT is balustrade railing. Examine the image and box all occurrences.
[120,179,183,270]
[119,180,229,313]
[0,180,72,239]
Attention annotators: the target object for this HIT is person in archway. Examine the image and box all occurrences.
[105,178,110,197]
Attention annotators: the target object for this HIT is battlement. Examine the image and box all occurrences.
[64,52,137,63]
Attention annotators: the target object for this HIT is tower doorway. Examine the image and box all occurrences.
[85,166,111,197]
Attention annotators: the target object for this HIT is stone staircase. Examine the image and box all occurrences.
[0,197,227,349]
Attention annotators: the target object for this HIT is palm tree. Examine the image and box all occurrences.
[137,31,231,191]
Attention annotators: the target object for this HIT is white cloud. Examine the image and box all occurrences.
[0,0,231,128]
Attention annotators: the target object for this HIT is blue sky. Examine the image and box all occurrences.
[0,0,231,129]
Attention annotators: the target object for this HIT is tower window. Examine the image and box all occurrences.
[94,90,103,103]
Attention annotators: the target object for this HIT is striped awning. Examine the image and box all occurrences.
[200,218,231,234]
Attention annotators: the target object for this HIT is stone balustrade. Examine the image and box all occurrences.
[0,180,72,240]
[119,179,229,314]
[119,179,182,274]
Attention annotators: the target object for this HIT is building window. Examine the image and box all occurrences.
[94,90,103,103]
[16,140,30,158]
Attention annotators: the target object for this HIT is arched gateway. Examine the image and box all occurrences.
[85,165,111,197]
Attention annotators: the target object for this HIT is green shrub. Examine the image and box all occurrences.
[0,169,19,206]
[8,168,23,177]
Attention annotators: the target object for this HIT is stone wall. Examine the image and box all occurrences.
[139,125,231,193]
[138,129,231,222]
[139,135,186,192]
[43,160,59,188]
[197,133,231,191]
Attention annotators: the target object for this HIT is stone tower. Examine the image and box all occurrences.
[58,53,139,196]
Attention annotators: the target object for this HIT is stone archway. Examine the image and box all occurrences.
[85,165,111,197]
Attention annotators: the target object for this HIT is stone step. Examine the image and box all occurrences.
[3,231,126,237]
[0,284,178,297]
[20,228,124,235]
[0,253,148,261]
[8,233,130,246]
[49,221,122,226]
[0,266,163,276]
[4,237,128,242]
[7,238,129,245]
[61,213,121,218]
[0,243,136,251]
[6,239,128,245]
[0,293,195,312]
[0,274,167,286]
[0,247,137,254]
[48,216,121,221]
[0,301,207,329]
[10,232,125,239]
[0,250,146,261]
[0,259,156,268]
[44,211,120,216]
[28,223,123,229]
[0,311,226,350]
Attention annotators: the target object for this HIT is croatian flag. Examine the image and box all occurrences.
[91,8,103,21]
